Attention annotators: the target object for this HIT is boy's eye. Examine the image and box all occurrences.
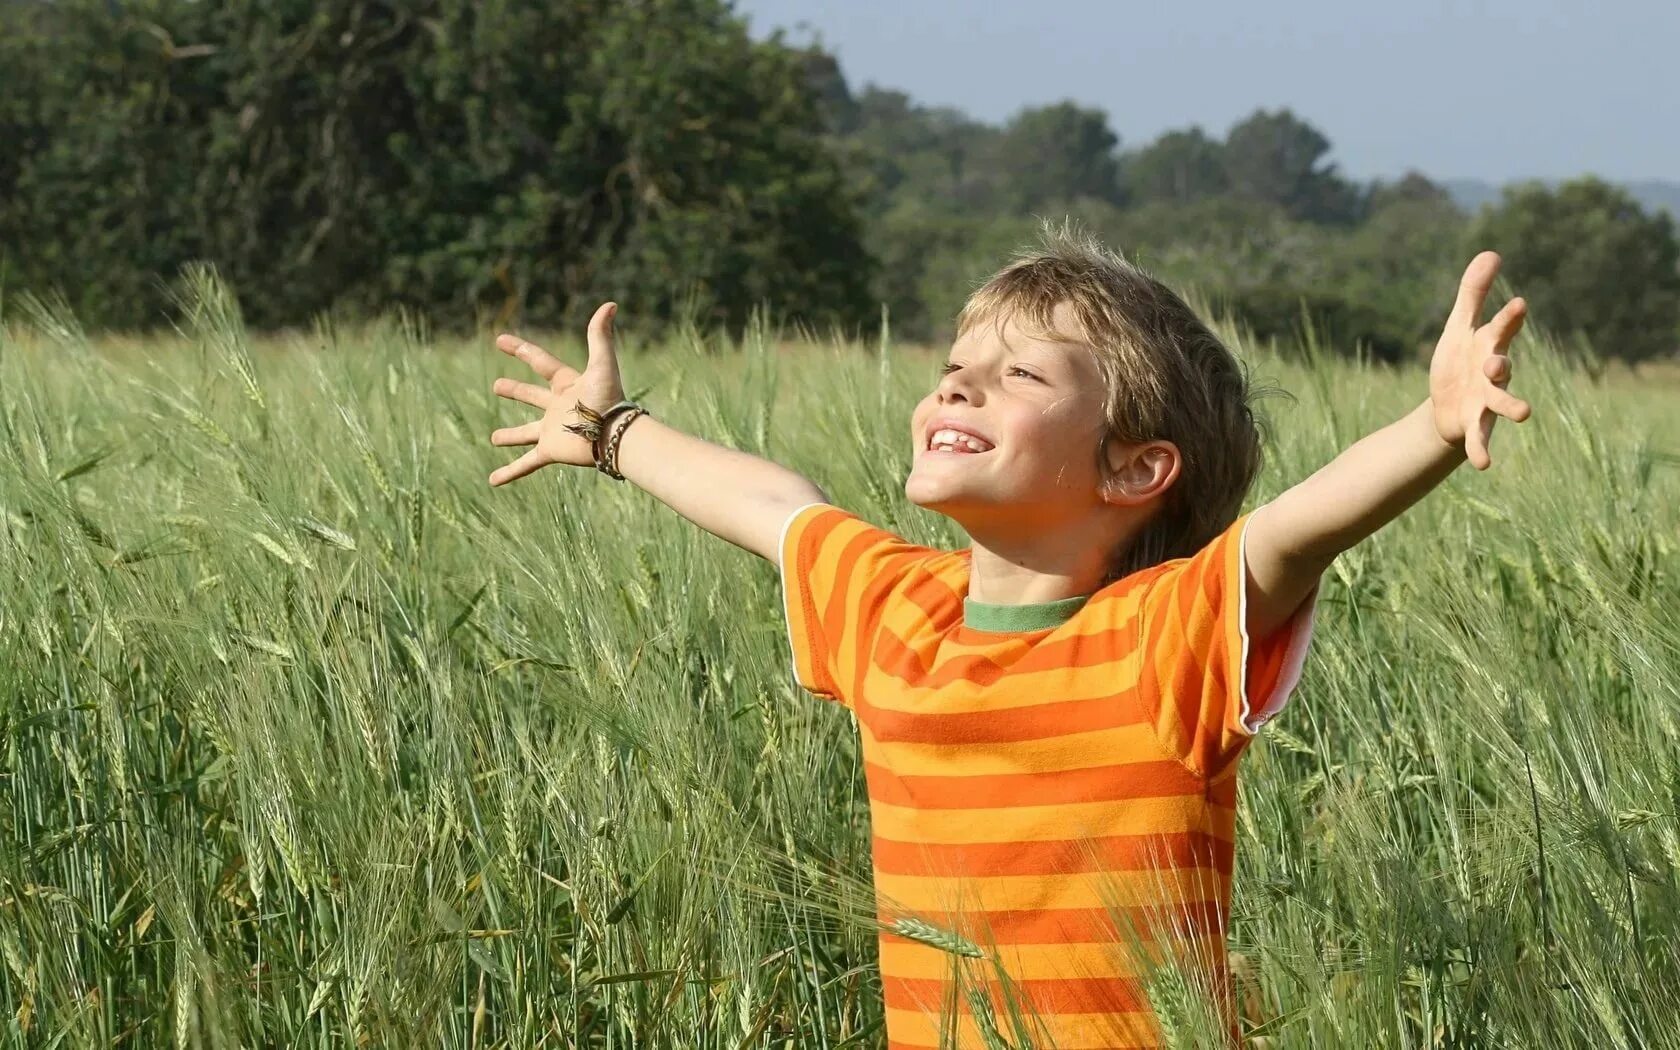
[939,362,1040,382]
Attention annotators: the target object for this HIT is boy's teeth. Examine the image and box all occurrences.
[929,428,992,452]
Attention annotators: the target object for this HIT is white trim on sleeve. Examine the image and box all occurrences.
[1235,510,1320,734]
[777,501,832,694]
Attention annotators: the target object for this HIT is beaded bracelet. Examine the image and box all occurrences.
[596,406,647,481]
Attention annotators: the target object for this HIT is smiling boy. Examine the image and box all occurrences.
[487,226,1530,1047]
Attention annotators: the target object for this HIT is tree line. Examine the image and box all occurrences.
[807,53,1680,364]
[3,0,1677,363]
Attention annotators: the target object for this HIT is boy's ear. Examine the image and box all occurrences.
[1099,437,1181,507]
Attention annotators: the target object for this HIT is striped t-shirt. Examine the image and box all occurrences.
[778,503,1317,1049]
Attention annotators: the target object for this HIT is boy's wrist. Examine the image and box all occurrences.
[594,405,648,480]
[611,412,665,487]
[1416,397,1469,463]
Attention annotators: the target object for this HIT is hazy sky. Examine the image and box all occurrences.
[735,0,1677,184]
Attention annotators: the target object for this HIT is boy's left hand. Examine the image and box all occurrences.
[1429,251,1534,470]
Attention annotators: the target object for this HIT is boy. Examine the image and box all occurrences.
[486,227,1530,1048]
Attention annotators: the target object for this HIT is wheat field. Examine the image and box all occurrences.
[2,272,1678,1048]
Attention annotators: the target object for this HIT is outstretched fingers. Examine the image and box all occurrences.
[1486,385,1532,423]
[491,421,540,447]
[493,377,550,409]
[1483,354,1513,384]
[1465,380,1531,472]
[1479,298,1531,427]
[489,449,549,487]
[1448,251,1502,332]
[1465,411,1494,471]
[1483,296,1528,351]
[585,302,620,375]
[496,333,575,384]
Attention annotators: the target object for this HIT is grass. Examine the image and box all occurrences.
[1,272,1678,1048]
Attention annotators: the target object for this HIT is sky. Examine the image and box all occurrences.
[734,0,1678,184]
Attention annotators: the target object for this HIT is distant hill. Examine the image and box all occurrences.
[1444,177,1680,217]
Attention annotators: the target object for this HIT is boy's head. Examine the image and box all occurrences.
[906,222,1262,582]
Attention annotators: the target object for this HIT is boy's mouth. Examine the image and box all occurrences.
[925,423,995,455]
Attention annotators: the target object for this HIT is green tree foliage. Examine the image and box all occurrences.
[864,199,987,341]
[1221,108,1364,225]
[0,0,216,324]
[1367,170,1457,213]
[1101,198,1424,361]
[1469,178,1680,365]
[1320,178,1466,359]
[981,101,1124,211]
[0,0,875,333]
[838,86,1000,208]
[818,84,1004,336]
[7,9,1666,369]
[1122,128,1229,205]
[811,81,1458,349]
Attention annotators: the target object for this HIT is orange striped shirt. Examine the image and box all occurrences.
[778,503,1317,1049]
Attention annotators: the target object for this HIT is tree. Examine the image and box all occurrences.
[1222,108,1363,225]
[0,0,217,325]
[0,0,877,334]
[1469,177,1680,365]
[793,44,858,133]
[982,101,1123,211]
[1122,128,1228,205]
[833,87,999,209]
[816,84,1006,338]
[1366,171,1455,213]
[1319,182,1468,358]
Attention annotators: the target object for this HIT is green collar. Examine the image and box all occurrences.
[962,592,1091,633]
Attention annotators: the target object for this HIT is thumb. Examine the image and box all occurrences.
[585,302,619,376]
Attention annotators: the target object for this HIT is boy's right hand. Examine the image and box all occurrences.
[488,302,625,487]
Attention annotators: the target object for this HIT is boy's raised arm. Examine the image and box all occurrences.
[1243,252,1533,638]
[487,302,828,563]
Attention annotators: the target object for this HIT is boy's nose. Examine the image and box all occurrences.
[938,374,982,405]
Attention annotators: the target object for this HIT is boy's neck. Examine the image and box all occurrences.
[961,514,1140,605]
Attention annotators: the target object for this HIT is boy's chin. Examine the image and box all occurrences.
[908,478,1088,535]
[905,480,989,522]
[905,480,949,510]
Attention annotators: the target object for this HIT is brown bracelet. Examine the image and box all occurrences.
[588,402,637,461]
[597,406,647,481]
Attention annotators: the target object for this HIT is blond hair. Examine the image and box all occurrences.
[955,221,1263,582]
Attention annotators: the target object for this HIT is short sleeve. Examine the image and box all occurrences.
[1137,510,1319,776]
[777,503,937,707]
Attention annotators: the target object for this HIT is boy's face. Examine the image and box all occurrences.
[906,304,1114,530]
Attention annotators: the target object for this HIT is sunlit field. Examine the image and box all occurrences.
[3,274,1679,1048]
